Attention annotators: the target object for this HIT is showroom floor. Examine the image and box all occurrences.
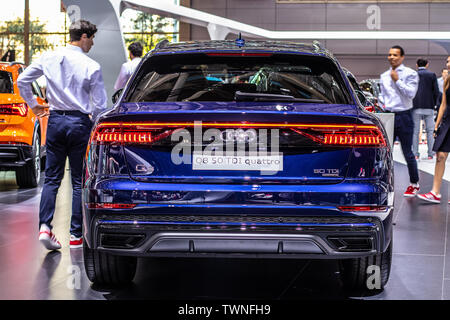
[1,144,450,300]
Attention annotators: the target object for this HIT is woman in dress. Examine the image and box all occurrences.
[418,58,450,203]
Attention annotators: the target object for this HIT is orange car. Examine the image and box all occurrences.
[0,61,48,188]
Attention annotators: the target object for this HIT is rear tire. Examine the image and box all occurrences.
[83,241,137,286]
[16,128,40,188]
[339,241,392,292]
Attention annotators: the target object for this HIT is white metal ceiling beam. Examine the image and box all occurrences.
[120,0,450,40]
[60,0,450,102]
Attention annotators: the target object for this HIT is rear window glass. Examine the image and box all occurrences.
[126,53,352,104]
[0,71,13,94]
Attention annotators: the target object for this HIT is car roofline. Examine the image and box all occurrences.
[146,39,335,60]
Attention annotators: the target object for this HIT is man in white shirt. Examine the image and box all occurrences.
[438,67,448,94]
[379,45,420,197]
[114,41,143,91]
[17,20,107,251]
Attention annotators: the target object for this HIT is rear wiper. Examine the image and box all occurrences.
[234,91,324,103]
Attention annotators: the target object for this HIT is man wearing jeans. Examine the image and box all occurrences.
[412,58,439,160]
[17,20,107,250]
[379,45,420,197]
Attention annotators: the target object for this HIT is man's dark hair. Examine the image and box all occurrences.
[391,45,405,56]
[417,58,428,67]
[69,20,97,42]
[128,42,143,58]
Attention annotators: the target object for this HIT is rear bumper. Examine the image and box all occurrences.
[84,208,393,259]
[0,144,32,167]
[0,124,33,146]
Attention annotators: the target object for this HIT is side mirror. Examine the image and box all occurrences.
[112,88,123,104]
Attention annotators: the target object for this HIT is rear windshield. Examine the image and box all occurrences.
[126,53,352,104]
[0,71,13,94]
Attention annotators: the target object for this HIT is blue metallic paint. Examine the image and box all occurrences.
[82,47,393,257]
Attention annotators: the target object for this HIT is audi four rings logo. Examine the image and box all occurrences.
[220,129,257,143]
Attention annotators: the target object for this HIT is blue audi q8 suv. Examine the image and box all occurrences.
[82,40,393,291]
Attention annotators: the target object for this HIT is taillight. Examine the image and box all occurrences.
[91,123,175,145]
[0,103,28,117]
[338,206,388,212]
[96,131,153,144]
[91,122,386,147]
[291,125,386,147]
[87,203,137,209]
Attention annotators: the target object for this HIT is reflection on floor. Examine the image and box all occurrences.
[0,149,449,299]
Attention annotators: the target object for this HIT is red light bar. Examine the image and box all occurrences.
[97,122,365,129]
[338,206,388,212]
[91,124,176,145]
[87,203,137,209]
[0,103,28,117]
[92,122,386,147]
[323,133,382,146]
[96,132,153,143]
[291,125,386,147]
[206,53,273,57]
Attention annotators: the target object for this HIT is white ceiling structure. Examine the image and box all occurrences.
[62,0,450,101]
[119,0,450,41]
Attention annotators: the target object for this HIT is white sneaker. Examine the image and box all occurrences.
[39,224,62,250]
[417,191,441,203]
[404,185,420,197]
[69,235,83,249]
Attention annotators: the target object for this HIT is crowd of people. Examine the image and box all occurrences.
[15,18,450,251]
[378,45,450,204]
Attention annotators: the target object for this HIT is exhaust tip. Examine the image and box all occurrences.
[327,236,374,252]
[100,233,145,249]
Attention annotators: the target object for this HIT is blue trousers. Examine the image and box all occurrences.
[394,110,419,184]
[39,111,92,237]
[412,108,435,157]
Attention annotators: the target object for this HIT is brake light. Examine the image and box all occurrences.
[91,123,175,145]
[291,125,386,147]
[323,133,382,146]
[91,122,386,147]
[96,131,153,143]
[338,206,388,212]
[0,103,28,117]
[87,203,137,209]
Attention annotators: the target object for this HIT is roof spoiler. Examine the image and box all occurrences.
[154,39,170,50]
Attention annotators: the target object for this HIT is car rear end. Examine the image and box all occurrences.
[0,64,33,167]
[82,41,393,289]
[0,63,47,187]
